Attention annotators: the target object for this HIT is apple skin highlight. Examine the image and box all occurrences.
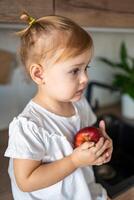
[74,127,103,147]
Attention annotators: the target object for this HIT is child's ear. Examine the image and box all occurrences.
[29,64,45,84]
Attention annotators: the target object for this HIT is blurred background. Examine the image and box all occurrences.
[0,1,134,199]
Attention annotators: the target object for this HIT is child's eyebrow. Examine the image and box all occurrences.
[71,62,86,67]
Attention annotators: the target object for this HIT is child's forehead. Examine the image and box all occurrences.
[53,49,92,68]
[64,49,92,65]
[40,51,91,74]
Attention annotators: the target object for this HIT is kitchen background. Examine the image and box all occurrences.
[0,1,134,199]
[0,0,134,130]
[0,25,134,130]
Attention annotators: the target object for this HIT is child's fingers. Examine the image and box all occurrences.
[95,137,105,149]
[80,141,95,150]
[92,137,107,156]
[91,138,113,164]
[95,150,112,165]
[94,154,106,165]
[99,120,106,135]
[99,120,105,129]
[104,156,111,163]
[105,147,113,160]
[95,139,110,157]
[104,139,113,156]
[99,120,110,139]
[91,137,105,155]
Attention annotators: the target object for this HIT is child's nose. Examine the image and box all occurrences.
[79,72,89,85]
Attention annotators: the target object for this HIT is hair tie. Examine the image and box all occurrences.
[28,16,36,26]
[20,12,36,26]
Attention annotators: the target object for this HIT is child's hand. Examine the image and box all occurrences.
[99,120,113,163]
[71,137,110,168]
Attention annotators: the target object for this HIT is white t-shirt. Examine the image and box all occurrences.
[5,96,107,200]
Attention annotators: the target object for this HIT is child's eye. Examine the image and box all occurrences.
[85,65,90,71]
[69,65,91,76]
[70,68,80,75]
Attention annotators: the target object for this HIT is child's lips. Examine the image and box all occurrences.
[76,88,86,95]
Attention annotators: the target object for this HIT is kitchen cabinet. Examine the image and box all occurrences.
[0,0,53,23]
[55,0,134,28]
[1,0,134,27]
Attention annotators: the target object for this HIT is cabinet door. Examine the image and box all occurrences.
[0,0,53,23]
[55,0,134,28]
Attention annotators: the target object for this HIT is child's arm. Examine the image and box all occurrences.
[14,154,76,192]
[14,137,110,192]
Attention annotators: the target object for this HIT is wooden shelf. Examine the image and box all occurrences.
[55,0,134,28]
[0,0,53,23]
[1,0,134,27]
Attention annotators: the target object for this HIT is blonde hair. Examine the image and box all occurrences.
[17,13,93,74]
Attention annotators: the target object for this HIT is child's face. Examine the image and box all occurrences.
[42,49,92,102]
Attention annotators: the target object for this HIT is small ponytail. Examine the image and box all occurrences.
[16,12,37,36]
[20,12,36,26]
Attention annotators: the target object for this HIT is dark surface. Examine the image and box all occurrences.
[94,114,134,198]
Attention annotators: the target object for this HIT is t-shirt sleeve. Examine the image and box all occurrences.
[5,117,46,161]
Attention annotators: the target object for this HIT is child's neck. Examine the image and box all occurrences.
[33,94,75,117]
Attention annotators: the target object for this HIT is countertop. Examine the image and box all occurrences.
[95,102,134,127]
[113,187,134,200]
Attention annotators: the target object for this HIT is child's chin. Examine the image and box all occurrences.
[71,94,83,102]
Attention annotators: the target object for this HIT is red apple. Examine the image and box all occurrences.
[74,127,103,147]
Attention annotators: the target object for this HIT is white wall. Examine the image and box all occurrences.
[0,26,36,130]
[0,25,134,130]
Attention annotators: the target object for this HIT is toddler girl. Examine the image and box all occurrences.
[5,13,112,200]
